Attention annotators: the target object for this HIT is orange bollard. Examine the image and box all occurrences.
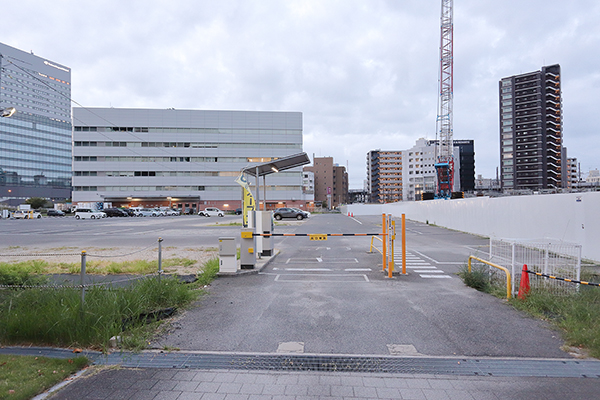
[518,264,531,300]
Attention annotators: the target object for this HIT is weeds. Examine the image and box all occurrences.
[0,276,197,350]
[195,257,219,287]
[0,260,49,286]
[510,286,600,358]
[459,263,600,358]
[457,265,491,293]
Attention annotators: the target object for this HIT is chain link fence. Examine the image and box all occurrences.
[486,238,582,296]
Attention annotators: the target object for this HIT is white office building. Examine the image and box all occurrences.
[72,108,304,212]
[401,138,460,201]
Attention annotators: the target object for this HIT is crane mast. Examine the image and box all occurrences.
[435,0,454,199]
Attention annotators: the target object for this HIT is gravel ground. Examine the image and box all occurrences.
[0,245,218,275]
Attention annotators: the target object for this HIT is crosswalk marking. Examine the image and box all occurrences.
[394,251,452,279]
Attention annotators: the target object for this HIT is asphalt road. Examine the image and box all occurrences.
[0,214,244,249]
[154,214,567,359]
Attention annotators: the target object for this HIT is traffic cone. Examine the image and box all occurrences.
[518,264,530,300]
[351,212,354,217]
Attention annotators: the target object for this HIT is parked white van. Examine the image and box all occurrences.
[74,208,107,219]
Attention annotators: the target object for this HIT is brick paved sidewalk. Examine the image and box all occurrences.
[45,367,600,400]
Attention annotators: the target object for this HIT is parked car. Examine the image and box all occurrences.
[46,209,65,217]
[234,208,243,215]
[103,208,129,217]
[13,210,42,219]
[161,208,180,216]
[290,207,310,218]
[198,207,224,217]
[135,208,160,217]
[273,207,308,220]
[182,208,195,215]
[119,208,137,217]
[74,209,106,219]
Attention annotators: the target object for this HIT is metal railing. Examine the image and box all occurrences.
[468,255,512,299]
[488,238,581,296]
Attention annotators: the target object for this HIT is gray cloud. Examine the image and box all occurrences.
[3,0,599,187]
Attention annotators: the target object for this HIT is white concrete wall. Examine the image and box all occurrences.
[344,192,600,262]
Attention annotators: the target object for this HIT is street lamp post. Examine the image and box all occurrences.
[1,107,16,118]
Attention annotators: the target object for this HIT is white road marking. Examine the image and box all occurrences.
[274,274,370,283]
[284,268,332,272]
[419,274,452,279]
[414,270,445,273]
[345,268,372,272]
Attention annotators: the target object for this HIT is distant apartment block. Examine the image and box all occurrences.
[368,138,473,202]
[303,157,348,208]
[0,42,72,204]
[564,156,578,189]
[367,150,403,203]
[499,64,562,191]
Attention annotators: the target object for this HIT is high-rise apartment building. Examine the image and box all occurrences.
[499,64,562,191]
[72,107,305,212]
[0,42,72,204]
[303,157,348,208]
[367,150,402,203]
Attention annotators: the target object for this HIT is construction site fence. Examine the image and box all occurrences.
[487,238,582,296]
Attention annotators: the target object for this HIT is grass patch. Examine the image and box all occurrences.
[0,354,88,400]
[0,258,198,276]
[195,257,219,287]
[0,261,50,286]
[0,276,197,350]
[510,285,600,358]
[460,264,600,358]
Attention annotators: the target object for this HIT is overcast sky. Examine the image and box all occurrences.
[3,1,599,188]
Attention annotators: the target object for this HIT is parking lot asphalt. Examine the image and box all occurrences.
[2,213,599,399]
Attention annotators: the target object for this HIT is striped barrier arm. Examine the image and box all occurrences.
[525,270,600,287]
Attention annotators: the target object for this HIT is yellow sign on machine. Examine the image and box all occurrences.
[309,234,327,241]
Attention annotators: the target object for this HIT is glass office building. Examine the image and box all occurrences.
[0,42,72,204]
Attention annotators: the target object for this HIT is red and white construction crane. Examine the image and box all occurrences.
[435,0,454,199]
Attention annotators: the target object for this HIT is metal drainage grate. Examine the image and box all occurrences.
[95,352,600,378]
[2,347,599,378]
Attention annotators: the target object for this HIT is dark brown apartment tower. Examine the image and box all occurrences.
[499,64,562,191]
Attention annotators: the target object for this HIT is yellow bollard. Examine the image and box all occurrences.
[402,214,406,275]
[381,214,387,272]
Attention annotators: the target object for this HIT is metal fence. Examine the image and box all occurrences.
[486,238,582,296]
